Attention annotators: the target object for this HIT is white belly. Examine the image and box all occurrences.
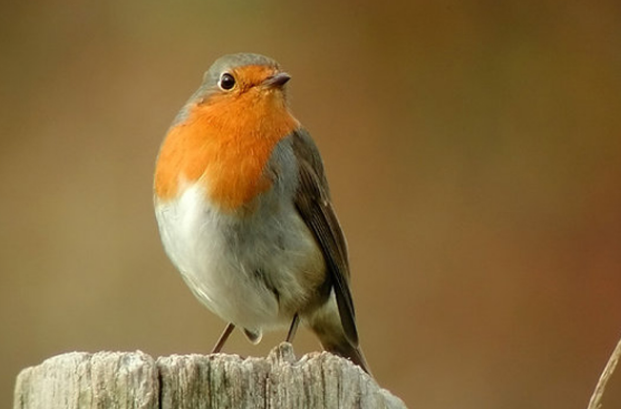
[154,183,324,335]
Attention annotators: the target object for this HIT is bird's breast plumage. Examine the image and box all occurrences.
[154,137,326,332]
[154,89,299,211]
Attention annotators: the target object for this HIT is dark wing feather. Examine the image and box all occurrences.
[291,129,359,346]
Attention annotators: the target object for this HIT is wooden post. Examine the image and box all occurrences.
[14,343,407,409]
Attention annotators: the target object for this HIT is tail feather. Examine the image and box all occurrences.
[306,291,372,375]
[322,339,372,375]
[307,310,372,375]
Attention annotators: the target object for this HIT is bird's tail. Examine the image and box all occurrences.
[307,300,372,375]
[320,337,371,375]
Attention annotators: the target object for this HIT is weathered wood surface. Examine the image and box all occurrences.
[14,343,407,409]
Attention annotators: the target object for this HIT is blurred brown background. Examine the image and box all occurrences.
[2,1,621,408]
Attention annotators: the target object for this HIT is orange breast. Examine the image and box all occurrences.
[154,90,299,211]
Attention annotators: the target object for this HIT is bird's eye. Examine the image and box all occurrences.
[219,73,236,91]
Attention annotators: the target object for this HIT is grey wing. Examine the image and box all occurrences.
[291,128,359,346]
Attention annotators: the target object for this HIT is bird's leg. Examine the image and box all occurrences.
[285,313,300,343]
[211,322,235,353]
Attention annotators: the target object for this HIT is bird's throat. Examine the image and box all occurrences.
[154,93,299,211]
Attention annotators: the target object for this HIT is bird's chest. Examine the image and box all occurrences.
[154,95,300,212]
[154,178,325,330]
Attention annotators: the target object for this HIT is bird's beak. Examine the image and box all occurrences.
[263,72,291,88]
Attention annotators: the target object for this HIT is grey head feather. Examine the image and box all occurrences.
[171,53,281,128]
[202,53,280,90]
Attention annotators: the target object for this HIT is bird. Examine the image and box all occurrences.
[153,53,370,374]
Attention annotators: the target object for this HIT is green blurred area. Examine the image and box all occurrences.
[1,1,621,407]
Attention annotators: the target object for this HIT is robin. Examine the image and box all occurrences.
[153,53,370,374]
